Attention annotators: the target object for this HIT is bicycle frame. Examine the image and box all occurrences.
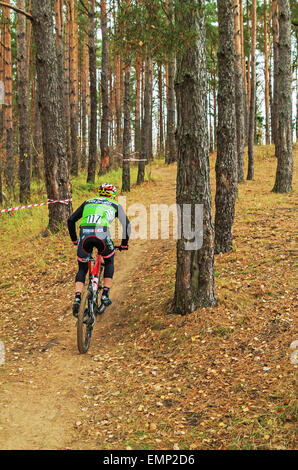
[86,254,104,315]
[88,254,103,292]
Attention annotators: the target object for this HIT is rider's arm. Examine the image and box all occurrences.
[67,202,86,242]
[117,204,131,246]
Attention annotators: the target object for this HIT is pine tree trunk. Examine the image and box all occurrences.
[239,0,248,140]
[247,0,256,180]
[149,59,153,161]
[134,52,141,157]
[272,0,279,146]
[233,0,245,183]
[81,32,88,170]
[69,0,79,176]
[264,0,270,145]
[17,0,31,203]
[3,2,14,192]
[54,0,64,105]
[87,0,97,183]
[246,0,251,124]
[172,0,217,315]
[272,0,293,193]
[31,0,72,232]
[158,63,165,156]
[215,0,238,254]
[268,8,274,144]
[31,78,42,180]
[296,64,298,142]
[108,42,114,150]
[100,0,109,174]
[137,55,151,185]
[122,59,131,192]
[115,54,121,150]
[0,20,3,204]
[209,86,214,153]
[64,2,72,170]
[165,1,176,164]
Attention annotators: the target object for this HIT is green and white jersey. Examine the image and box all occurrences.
[80,197,118,228]
[68,196,131,244]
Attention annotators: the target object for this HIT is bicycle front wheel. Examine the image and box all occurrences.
[77,290,94,354]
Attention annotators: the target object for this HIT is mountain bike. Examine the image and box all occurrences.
[77,246,122,354]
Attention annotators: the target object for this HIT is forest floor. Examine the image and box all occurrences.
[0,145,297,450]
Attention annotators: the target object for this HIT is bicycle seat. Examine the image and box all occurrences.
[83,255,95,262]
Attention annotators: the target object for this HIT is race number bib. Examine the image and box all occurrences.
[87,214,102,224]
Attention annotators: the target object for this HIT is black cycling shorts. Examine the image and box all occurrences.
[77,226,115,262]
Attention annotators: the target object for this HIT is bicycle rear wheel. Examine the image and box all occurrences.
[77,290,94,354]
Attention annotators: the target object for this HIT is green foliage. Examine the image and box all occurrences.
[113,0,201,62]
[290,0,298,27]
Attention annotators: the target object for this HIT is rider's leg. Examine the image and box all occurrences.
[75,281,84,294]
[101,254,114,305]
[73,261,88,317]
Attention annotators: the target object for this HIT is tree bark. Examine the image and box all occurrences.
[246,0,251,123]
[233,0,245,183]
[64,1,71,170]
[239,0,248,139]
[149,60,153,161]
[264,0,271,144]
[31,78,42,179]
[3,1,14,192]
[0,19,3,204]
[137,55,151,185]
[268,7,274,144]
[165,0,176,164]
[100,0,110,174]
[172,0,217,315]
[272,0,279,145]
[54,0,64,105]
[272,0,293,193]
[212,72,217,149]
[247,0,256,180]
[158,63,165,156]
[87,0,97,183]
[122,59,131,192]
[215,0,238,254]
[31,0,72,232]
[81,31,89,170]
[69,0,79,176]
[115,54,122,150]
[17,0,31,203]
[134,52,141,157]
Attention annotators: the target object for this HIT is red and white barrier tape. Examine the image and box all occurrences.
[123,158,147,162]
[0,198,72,214]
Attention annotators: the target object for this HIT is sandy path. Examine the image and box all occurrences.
[0,165,177,450]
[0,240,147,450]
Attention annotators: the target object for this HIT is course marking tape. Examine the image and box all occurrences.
[0,198,72,214]
[123,158,147,162]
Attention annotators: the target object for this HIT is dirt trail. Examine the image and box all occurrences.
[0,157,297,450]
[0,244,147,449]
[0,165,175,450]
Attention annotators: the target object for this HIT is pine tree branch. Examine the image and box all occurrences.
[78,0,88,14]
[0,1,33,20]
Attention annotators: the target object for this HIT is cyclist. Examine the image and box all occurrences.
[67,183,131,317]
